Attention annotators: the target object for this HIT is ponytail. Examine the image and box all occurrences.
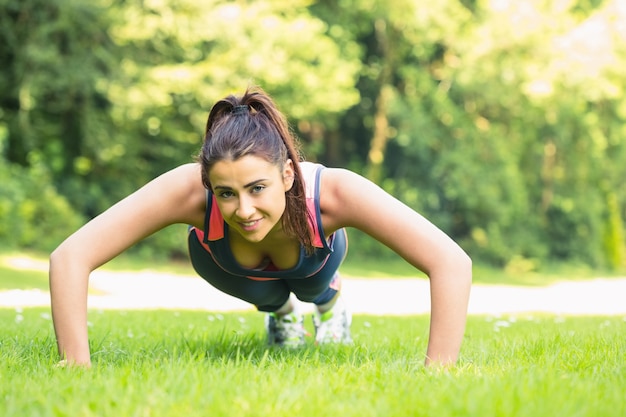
[198,87,314,254]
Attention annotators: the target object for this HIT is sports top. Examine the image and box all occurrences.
[191,162,345,280]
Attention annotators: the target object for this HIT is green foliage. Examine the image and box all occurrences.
[603,192,625,269]
[1,0,625,271]
[365,0,626,268]
[2,309,625,417]
[0,162,84,251]
[127,224,191,260]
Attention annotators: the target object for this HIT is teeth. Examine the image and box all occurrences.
[242,221,256,226]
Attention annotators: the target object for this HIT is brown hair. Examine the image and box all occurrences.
[198,86,314,254]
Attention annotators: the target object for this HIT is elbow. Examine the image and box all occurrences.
[49,241,80,282]
[456,248,473,284]
[453,241,472,268]
[425,245,472,284]
[49,243,69,272]
[49,245,66,285]
[459,248,472,272]
[50,237,101,282]
[438,245,472,283]
[461,252,473,283]
[49,246,61,266]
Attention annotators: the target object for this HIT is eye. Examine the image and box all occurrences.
[251,185,266,193]
[217,190,234,199]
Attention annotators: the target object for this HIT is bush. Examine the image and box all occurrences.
[0,161,85,252]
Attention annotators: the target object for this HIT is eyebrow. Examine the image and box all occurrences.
[213,179,268,190]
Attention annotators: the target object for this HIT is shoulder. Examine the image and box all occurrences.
[319,166,374,200]
[299,160,324,179]
[317,167,387,231]
[148,163,205,203]
[133,163,207,225]
[164,163,205,192]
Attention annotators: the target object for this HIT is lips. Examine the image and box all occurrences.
[239,219,261,231]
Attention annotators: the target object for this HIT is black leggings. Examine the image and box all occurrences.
[187,229,347,312]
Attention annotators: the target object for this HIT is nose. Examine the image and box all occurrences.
[235,195,255,219]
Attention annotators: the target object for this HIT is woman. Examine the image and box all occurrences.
[50,87,472,368]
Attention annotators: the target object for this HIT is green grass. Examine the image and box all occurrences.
[3,251,623,415]
[2,308,625,417]
[0,263,48,290]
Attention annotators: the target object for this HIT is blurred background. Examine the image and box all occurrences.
[1,0,625,275]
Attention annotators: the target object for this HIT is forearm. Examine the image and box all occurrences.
[49,249,92,366]
[425,257,472,366]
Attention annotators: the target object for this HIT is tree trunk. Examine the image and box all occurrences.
[365,18,393,184]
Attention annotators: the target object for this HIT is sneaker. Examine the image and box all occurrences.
[313,297,352,345]
[265,312,306,348]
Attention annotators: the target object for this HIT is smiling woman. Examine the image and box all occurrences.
[48,86,471,368]
[209,156,293,245]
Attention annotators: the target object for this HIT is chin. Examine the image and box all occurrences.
[241,231,269,243]
[243,236,264,243]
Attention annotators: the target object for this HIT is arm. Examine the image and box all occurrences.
[49,163,206,366]
[320,168,472,366]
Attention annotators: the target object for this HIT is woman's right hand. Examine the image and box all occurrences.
[49,244,94,367]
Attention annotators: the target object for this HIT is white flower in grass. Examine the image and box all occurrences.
[40,313,51,320]
[485,315,502,323]
[493,320,511,332]
[15,314,24,324]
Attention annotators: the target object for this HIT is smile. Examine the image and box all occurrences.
[239,219,261,230]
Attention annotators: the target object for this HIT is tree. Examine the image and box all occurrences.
[432,0,626,266]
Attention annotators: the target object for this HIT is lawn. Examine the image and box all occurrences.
[1,308,625,417]
[2,250,625,416]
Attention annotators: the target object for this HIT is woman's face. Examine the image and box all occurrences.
[208,155,294,243]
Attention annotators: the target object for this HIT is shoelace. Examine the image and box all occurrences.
[316,312,345,341]
[276,315,306,339]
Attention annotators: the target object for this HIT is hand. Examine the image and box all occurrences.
[54,359,91,369]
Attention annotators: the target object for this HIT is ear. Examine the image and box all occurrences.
[282,159,295,192]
